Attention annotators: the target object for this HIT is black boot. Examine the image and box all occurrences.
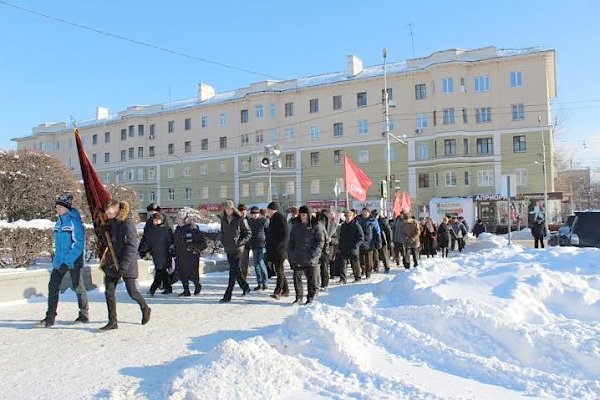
[179,290,191,297]
[141,306,151,325]
[99,321,118,331]
[193,284,202,296]
[36,318,54,328]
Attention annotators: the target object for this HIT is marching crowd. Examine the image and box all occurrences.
[37,194,477,331]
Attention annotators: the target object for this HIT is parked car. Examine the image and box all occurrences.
[568,211,600,248]
[549,214,576,246]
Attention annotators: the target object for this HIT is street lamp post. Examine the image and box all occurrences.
[261,144,281,203]
[538,116,549,236]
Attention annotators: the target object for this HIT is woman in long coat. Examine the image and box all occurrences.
[173,208,207,297]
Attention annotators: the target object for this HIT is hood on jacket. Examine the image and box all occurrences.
[116,201,131,222]
[63,207,82,222]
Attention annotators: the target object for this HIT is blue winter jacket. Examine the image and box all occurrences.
[53,208,85,269]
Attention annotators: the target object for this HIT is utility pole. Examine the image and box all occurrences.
[538,116,550,237]
[384,48,391,218]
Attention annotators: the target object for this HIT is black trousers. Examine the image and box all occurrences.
[46,263,88,322]
[403,247,419,268]
[338,253,361,282]
[104,275,148,323]
[292,263,318,301]
[319,252,330,288]
[393,242,405,265]
[240,247,250,279]
[223,253,250,300]
[359,250,373,278]
[272,259,289,296]
[150,269,171,293]
[534,237,545,248]
[378,246,390,270]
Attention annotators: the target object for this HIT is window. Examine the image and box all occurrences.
[415,83,427,100]
[137,168,144,181]
[240,109,249,123]
[464,171,470,186]
[270,103,276,117]
[104,132,111,143]
[184,141,191,153]
[358,149,369,163]
[475,107,492,123]
[333,95,343,110]
[357,92,367,107]
[333,123,344,137]
[219,137,227,149]
[128,147,134,159]
[121,129,127,140]
[168,143,174,155]
[418,173,429,188]
[241,159,250,172]
[433,110,437,126]
[138,124,144,136]
[474,75,490,92]
[512,103,525,120]
[513,135,527,152]
[149,124,155,138]
[462,108,468,124]
[285,128,295,141]
[460,77,466,92]
[149,146,155,157]
[168,120,175,133]
[443,108,455,125]
[92,134,98,145]
[515,168,528,186]
[219,161,227,173]
[219,113,227,126]
[241,183,250,197]
[240,133,249,147]
[309,99,319,113]
[200,163,207,175]
[310,152,319,167]
[268,129,277,143]
[201,187,209,199]
[510,71,522,88]
[444,139,456,156]
[120,150,126,161]
[104,152,110,163]
[334,150,341,165]
[138,147,144,158]
[92,154,97,164]
[442,77,454,93]
[118,170,125,183]
[310,126,320,141]
[476,138,493,155]
[201,138,208,151]
[220,185,228,199]
[285,154,294,168]
[168,188,175,200]
[167,167,174,179]
[445,171,457,187]
[255,104,264,118]
[127,169,134,181]
[358,120,368,135]
[463,138,469,155]
[286,181,295,195]
[129,125,134,137]
[184,118,192,131]
[477,170,494,187]
[435,172,439,187]
[382,88,393,102]
[285,102,294,117]
[184,187,192,200]
[148,168,155,180]
[310,179,320,195]
[416,113,428,129]
[417,144,428,160]
[255,131,263,144]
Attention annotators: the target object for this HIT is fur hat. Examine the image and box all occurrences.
[146,202,161,212]
[55,193,73,210]
[299,205,310,215]
[267,201,279,211]
[222,200,235,210]
[238,203,248,212]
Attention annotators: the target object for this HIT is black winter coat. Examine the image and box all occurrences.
[338,220,364,257]
[220,211,251,256]
[377,216,393,247]
[248,216,269,249]
[104,202,139,279]
[139,223,173,270]
[531,221,547,239]
[265,211,289,262]
[288,219,325,267]
[473,222,487,238]
[174,224,206,279]
[437,223,451,249]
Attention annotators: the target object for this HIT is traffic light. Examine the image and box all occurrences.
[380,180,388,199]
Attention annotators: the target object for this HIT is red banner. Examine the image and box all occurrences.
[344,155,372,202]
[393,191,412,217]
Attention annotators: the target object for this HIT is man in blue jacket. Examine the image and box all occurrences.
[38,194,89,327]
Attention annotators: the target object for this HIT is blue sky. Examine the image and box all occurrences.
[1,0,598,175]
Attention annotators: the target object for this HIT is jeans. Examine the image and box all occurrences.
[252,247,268,285]
[223,253,250,300]
[46,261,89,322]
[104,275,148,323]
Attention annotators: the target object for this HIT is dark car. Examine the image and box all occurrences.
[568,211,600,248]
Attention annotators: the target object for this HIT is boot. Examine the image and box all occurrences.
[193,284,202,296]
[74,315,89,324]
[261,283,267,290]
[36,318,54,328]
[179,290,191,297]
[141,306,151,325]
[99,321,118,331]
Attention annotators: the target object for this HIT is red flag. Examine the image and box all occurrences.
[344,155,372,202]
[393,192,402,217]
[393,191,412,217]
[74,129,112,259]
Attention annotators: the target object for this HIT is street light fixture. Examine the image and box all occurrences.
[538,115,549,236]
[261,144,281,203]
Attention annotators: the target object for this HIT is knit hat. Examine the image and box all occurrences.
[267,201,279,211]
[55,193,73,210]
[299,205,310,215]
[250,206,260,214]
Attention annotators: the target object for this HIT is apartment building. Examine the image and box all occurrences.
[13,46,557,225]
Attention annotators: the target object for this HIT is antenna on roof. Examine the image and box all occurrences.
[408,22,415,58]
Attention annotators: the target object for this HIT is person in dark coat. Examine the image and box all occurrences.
[336,210,364,284]
[266,201,290,299]
[372,209,392,273]
[317,210,339,290]
[100,200,151,331]
[355,207,381,279]
[401,213,421,268]
[248,206,269,291]
[38,194,89,328]
[219,200,252,302]
[531,216,547,248]
[237,204,251,279]
[420,217,437,258]
[437,217,451,257]
[288,205,325,304]
[472,219,487,238]
[139,212,174,295]
[173,208,207,296]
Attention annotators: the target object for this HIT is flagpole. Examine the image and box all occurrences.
[343,155,349,210]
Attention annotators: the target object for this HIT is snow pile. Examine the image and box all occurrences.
[501,227,534,240]
[0,219,55,229]
[169,238,600,399]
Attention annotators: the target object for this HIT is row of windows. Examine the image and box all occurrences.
[415,104,526,130]
[417,168,527,189]
[416,135,527,160]
[415,71,523,100]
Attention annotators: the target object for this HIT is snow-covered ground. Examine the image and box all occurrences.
[1,234,600,399]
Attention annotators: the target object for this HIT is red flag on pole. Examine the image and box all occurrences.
[393,192,402,217]
[344,155,372,202]
[393,191,413,217]
[74,129,113,262]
